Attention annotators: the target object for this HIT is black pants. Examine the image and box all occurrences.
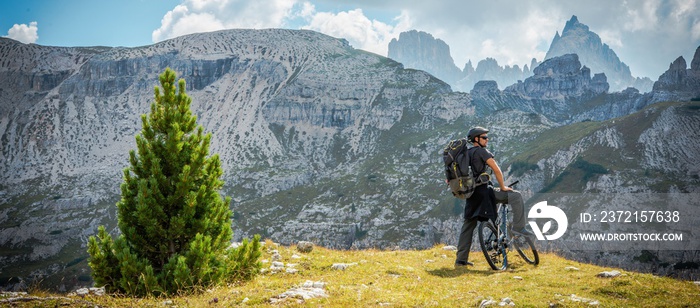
[455,189,527,264]
[455,217,478,264]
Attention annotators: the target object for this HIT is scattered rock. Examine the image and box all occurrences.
[443,245,457,251]
[297,241,314,253]
[242,297,250,304]
[480,298,497,307]
[270,280,328,304]
[286,268,298,274]
[74,288,89,296]
[565,266,580,271]
[331,263,358,270]
[70,287,105,297]
[513,276,523,280]
[162,300,173,305]
[291,254,302,259]
[479,297,515,307]
[500,297,515,306]
[569,294,599,306]
[270,261,285,273]
[597,270,621,278]
[271,250,282,261]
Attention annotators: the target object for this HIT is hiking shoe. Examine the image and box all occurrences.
[512,227,533,237]
[454,261,474,268]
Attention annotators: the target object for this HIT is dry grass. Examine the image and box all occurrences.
[3,241,700,307]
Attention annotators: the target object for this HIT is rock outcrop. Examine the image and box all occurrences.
[387,30,463,86]
[470,80,500,97]
[545,15,653,92]
[652,46,700,99]
[503,54,608,99]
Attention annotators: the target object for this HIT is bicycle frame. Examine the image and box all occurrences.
[494,202,511,268]
[478,183,539,270]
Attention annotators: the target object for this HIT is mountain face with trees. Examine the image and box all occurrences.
[0,29,699,291]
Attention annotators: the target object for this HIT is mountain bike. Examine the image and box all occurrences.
[477,181,539,270]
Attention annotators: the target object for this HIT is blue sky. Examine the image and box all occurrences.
[2,0,699,79]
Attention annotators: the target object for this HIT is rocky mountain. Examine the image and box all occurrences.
[652,46,700,99]
[505,54,609,99]
[453,57,537,93]
[387,30,535,92]
[546,15,653,93]
[1,29,699,291]
[387,30,463,86]
[390,16,654,94]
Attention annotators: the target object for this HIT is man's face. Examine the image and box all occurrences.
[477,134,489,147]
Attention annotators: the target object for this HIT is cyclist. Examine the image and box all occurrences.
[455,126,532,268]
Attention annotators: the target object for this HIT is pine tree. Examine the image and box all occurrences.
[88,68,261,296]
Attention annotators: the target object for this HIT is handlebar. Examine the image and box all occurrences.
[508,180,519,188]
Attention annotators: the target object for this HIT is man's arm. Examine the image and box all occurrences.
[485,158,512,192]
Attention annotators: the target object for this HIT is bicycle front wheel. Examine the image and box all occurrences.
[478,221,506,270]
[513,235,539,265]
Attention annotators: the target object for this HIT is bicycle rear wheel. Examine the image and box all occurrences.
[513,235,539,265]
[478,221,506,270]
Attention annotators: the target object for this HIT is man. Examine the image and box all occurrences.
[455,126,532,267]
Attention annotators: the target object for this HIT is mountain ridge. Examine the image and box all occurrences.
[388,15,654,93]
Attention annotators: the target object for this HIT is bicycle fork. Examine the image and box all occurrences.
[497,204,510,268]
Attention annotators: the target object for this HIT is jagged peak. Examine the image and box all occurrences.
[563,15,589,34]
[554,31,561,40]
[668,56,687,71]
[545,15,642,91]
[691,45,700,71]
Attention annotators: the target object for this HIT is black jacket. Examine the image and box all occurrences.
[464,184,497,222]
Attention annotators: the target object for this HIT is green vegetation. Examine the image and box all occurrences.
[511,121,601,165]
[509,161,540,177]
[9,243,700,307]
[541,158,608,193]
[87,68,261,296]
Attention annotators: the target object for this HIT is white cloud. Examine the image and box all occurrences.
[153,0,298,42]
[302,8,411,56]
[623,0,660,32]
[5,21,39,44]
[598,30,624,49]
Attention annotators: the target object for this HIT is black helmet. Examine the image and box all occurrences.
[467,126,489,142]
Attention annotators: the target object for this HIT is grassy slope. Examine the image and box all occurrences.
[6,242,699,307]
[508,100,700,192]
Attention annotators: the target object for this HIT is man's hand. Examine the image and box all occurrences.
[500,186,513,192]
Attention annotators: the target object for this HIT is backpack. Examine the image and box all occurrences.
[443,138,477,199]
